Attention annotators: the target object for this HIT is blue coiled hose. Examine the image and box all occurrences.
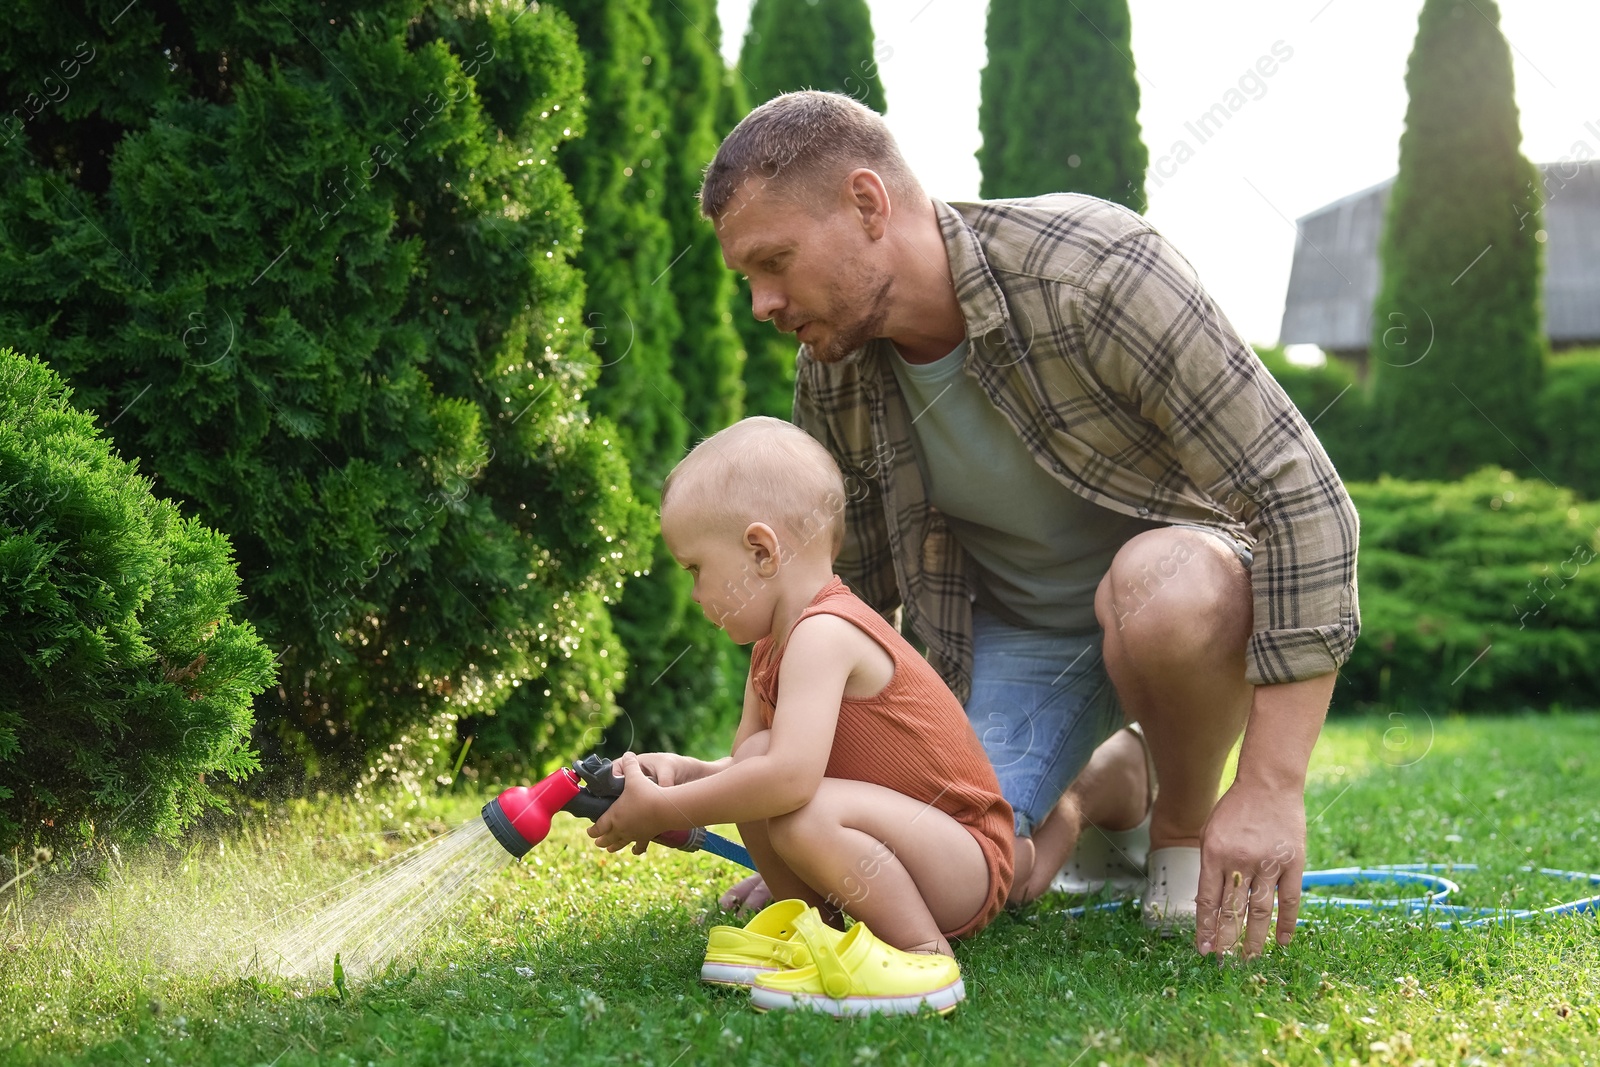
[1064,863,1600,925]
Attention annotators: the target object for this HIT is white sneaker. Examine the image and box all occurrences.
[1049,811,1150,896]
[1141,846,1203,935]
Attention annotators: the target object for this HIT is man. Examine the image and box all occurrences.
[697,91,1359,959]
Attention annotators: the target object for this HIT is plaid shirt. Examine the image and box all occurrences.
[792,195,1360,702]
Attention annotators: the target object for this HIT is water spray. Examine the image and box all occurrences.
[481,754,754,869]
[251,754,755,980]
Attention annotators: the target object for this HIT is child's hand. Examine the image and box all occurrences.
[635,751,692,786]
[588,753,675,855]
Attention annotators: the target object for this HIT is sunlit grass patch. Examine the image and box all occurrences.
[2,715,1597,1066]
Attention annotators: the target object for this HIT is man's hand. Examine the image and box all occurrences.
[1193,671,1332,959]
[1193,777,1306,960]
[589,753,674,855]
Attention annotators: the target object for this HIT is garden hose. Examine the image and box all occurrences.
[1063,862,1600,926]
[483,756,1596,928]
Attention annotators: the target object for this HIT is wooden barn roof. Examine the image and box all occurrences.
[1279,161,1600,351]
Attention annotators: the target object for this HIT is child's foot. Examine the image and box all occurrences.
[750,911,964,1017]
[717,873,772,914]
[901,938,953,957]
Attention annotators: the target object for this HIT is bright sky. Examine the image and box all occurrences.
[713,0,1600,347]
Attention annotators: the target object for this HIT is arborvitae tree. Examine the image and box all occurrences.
[731,0,886,420]
[653,0,745,438]
[739,0,887,114]
[719,65,796,423]
[605,0,751,754]
[1,347,276,848]
[534,0,741,757]
[1371,0,1544,479]
[541,0,685,488]
[0,2,649,778]
[977,0,1147,207]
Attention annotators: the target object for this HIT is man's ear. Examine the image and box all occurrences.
[845,168,891,240]
[744,521,781,577]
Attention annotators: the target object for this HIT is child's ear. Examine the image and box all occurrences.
[744,521,781,577]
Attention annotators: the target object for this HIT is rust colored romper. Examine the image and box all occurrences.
[749,575,1016,939]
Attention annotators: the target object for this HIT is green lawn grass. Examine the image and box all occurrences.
[3,714,1598,1066]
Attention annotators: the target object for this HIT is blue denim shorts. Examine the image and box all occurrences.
[963,610,1126,838]
[963,524,1253,838]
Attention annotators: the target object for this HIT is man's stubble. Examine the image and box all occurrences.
[803,268,895,366]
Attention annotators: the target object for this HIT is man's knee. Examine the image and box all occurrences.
[1096,529,1249,647]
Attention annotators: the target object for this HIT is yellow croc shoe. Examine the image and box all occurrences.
[750,911,965,1017]
[702,899,827,987]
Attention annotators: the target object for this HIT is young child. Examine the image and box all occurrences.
[590,417,1014,1016]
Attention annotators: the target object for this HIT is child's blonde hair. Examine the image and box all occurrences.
[662,417,846,560]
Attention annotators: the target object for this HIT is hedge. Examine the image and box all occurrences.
[0,348,276,848]
[1339,468,1600,712]
[0,2,649,779]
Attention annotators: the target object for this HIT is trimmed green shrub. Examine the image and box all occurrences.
[0,348,276,848]
[1340,469,1600,712]
[978,0,1147,208]
[1254,346,1377,482]
[1370,0,1544,479]
[0,2,649,777]
[1538,348,1600,500]
[604,0,751,755]
[714,57,796,424]
[529,0,744,760]
[739,0,887,114]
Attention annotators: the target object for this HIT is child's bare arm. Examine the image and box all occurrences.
[634,672,765,785]
[590,614,875,848]
[730,668,772,755]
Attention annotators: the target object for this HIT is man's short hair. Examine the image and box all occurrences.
[699,90,920,220]
[663,416,847,559]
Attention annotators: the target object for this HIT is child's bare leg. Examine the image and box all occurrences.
[766,778,990,956]
[726,731,833,919]
[735,820,835,920]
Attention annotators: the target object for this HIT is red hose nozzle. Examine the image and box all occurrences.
[482,767,582,857]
